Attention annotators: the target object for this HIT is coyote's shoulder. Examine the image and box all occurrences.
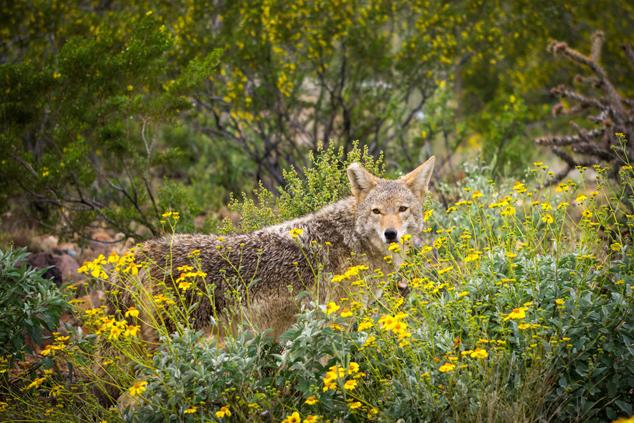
[132,157,435,337]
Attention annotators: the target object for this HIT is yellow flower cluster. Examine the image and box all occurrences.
[215,405,231,418]
[78,254,109,280]
[378,313,411,346]
[40,332,70,357]
[95,315,140,340]
[153,293,176,307]
[322,362,363,392]
[464,249,482,263]
[488,195,512,209]
[513,181,527,194]
[160,210,180,222]
[79,251,141,280]
[281,412,300,423]
[175,265,207,291]
[108,251,140,276]
[331,264,369,283]
[438,362,456,373]
[281,411,320,423]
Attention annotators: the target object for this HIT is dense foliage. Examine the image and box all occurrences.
[0,247,68,359]
[2,1,633,237]
[1,150,632,422]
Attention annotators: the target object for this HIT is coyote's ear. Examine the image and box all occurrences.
[402,156,435,199]
[347,163,378,201]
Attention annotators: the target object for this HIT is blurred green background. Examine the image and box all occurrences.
[1,0,632,239]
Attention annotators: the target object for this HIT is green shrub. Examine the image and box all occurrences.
[226,142,384,232]
[0,248,69,359]
[0,12,222,238]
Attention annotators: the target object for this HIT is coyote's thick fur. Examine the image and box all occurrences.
[130,157,435,339]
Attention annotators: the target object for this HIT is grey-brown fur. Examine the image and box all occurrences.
[123,157,435,339]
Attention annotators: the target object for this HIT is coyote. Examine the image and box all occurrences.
[127,157,435,339]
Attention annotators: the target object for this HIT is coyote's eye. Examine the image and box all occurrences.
[399,206,408,212]
[372,208,381,215]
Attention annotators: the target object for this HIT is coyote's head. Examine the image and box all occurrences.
[347,157,435,251]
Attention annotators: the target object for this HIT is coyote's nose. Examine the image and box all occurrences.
[384,229,398,243]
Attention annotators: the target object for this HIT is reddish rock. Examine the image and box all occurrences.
[55,254,80,282]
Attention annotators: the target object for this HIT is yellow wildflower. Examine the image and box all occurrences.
[303,415,320,423]
[184,406,198,414]
[215,406,231,418]
[305,396,319,405]
[178,280,192,291]
[357,318,374,332]
[504,307,528,321]
[343,379,358,390]
[124,325,140,338]
[331,274,346,283]
[611,242,623,252]
[464,251,481,262]
[513,181,527,193]
[325,302,340,316]
[555,298,565,306]
[348,401,362,410]
[26,377,47,390]
[125,307,139,318]
[470,348,488,359]
[501,206,516,217]
[282,411,301,423]
[438,265,453,275]
[557,201,569,210]
[362,335,376,348]
[438,362,456,373]
[541,214,554,224]
[387,243,401,253]
[290,228,304,239]
[128,380,147,397]
[378,314,396,331]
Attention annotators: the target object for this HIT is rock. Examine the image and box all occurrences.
[91,229,114,243]
[31,235,59,253]
[55,254,80,282]
[57,242,80,257]
[27,252,62,285]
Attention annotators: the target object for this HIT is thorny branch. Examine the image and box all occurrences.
[535,31,632,186]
